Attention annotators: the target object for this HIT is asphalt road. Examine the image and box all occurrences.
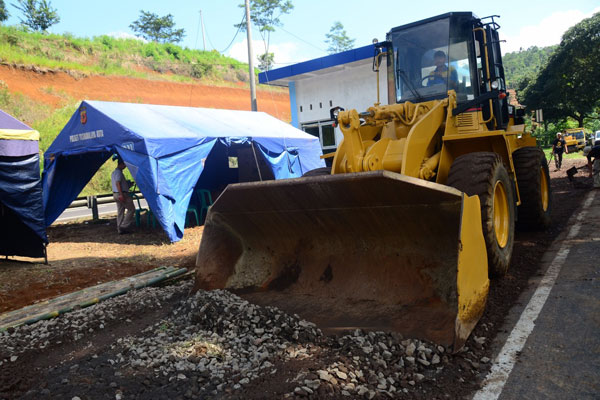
[56,199,148,222]
[475,190,599,400]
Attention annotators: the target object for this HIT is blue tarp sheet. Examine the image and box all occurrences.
[0,109,47,258]
[43,101,325,242]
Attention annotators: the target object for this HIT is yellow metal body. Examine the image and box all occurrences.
[540,166,549,211]
[333,91,536,205]
[564,128,586,151]
[455,194,489,344]
[195,15,545,351]
[327,90,538,344]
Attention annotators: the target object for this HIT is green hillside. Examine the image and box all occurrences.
[0,25,249,84]
[503,45,557,90]
[0,27,258,196]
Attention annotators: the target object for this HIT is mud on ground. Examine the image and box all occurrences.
[0,158,594,399]
[0,220,202,314]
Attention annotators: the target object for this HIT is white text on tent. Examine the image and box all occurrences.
[69,130,104,143]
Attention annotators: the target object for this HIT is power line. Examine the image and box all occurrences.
[194,11,201,50]
[205,12,247,54]
[277,26,328,54]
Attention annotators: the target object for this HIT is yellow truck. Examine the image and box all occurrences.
[194,12,551,350]
[563,128,586,152]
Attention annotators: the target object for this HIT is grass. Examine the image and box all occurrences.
[542,147,586,161]
[0,25,252,85]
[0,25,258,197]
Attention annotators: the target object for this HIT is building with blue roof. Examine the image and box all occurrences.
[259,44,389,157]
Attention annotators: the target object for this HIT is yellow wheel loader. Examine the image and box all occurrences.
[194,12,552,350]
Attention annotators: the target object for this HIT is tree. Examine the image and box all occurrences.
[130,10,185,43]
[503,45,556,89]
[520,12,600,127]
[257,52,274,71]
[0,1,9,22]
[11,0,59,32]
[236,0,294,71]
[325,21,355,54]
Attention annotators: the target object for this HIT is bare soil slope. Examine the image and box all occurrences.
[0,64,290,120]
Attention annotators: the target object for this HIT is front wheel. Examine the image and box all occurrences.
[447,152,515,278]
[513,147,552,230]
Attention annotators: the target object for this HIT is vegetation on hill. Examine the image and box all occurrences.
[0,25,250,84]
[0,86,114,194]
[519,12,600,128]
[509,12,600,145]
[0,26,262,195]
[502,45,556,90]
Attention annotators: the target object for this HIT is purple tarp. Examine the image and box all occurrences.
[0,139,39,157]
[0,109,34,131]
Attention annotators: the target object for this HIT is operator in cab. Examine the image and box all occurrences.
[426,50,458,90]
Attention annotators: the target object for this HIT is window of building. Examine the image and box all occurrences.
[302,120,337,150]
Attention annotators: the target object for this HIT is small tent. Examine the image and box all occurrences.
[43,101,324,242]
[0,110,47,260]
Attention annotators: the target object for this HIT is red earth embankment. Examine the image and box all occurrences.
[0,64,291,120]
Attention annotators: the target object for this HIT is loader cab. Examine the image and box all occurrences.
[386,12,509,130]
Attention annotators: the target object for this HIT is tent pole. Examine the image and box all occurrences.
[251,141,263,181]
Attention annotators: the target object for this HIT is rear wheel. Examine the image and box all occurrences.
[512,147,552,230]
[302,167,331,177]
[447,152,515,278]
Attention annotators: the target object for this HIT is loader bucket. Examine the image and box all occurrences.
[194,170,489,349]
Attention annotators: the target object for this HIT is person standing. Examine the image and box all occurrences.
[111,157,135,234]
[586,145,600,188]
[552,132,568,170]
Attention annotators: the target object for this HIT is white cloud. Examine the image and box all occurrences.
[228,39,310,67]
[108,31,145,41]
[501,7,600,53]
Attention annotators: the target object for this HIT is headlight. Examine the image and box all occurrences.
[491,80,500,90]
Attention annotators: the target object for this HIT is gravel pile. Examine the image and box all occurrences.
[0,281,491,399]
[0,283,183,362]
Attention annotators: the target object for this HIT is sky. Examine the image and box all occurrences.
[4,0,599,67]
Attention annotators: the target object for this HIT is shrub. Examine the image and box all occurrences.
[191,63,213,78]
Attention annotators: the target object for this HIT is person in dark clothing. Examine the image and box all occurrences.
[586,145,600,188]
[552,132,568,170]
[426,50,458,90]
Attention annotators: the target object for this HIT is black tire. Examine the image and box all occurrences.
[447,152,515,278]
[302,167,332,177]
[513,147,552,231]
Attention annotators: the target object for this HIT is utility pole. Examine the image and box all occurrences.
[245,0,257,111]
[199,10,206,51]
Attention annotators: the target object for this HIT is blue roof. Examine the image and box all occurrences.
[259,44,375,85]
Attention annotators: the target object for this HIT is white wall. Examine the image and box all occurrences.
[294,61,389,146]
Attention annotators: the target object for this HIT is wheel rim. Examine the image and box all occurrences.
[540,166,549,211]
[493,180,509,248]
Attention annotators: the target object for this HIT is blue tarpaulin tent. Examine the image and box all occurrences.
[0,110,47,259]
[43,101,324,242]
